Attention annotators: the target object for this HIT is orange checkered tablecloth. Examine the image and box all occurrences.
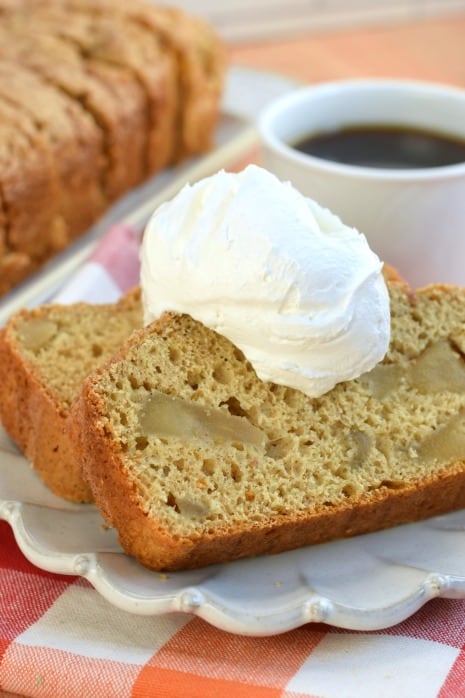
[2,517,465,698]
[2,225,465,698]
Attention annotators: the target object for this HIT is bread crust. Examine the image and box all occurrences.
[0,59,106,254]
[0,0,225,298]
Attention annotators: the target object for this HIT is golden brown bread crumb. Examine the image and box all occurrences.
[0,289,142,501]
[0,0,224,298]
[0,27,148,200]
[71,278,465,571]
[0,59,106,252]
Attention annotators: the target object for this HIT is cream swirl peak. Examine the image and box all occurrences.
[140,165,390,397]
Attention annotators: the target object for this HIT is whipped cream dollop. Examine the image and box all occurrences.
[141,165,390,397]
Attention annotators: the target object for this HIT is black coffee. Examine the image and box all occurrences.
[294,124,465,169]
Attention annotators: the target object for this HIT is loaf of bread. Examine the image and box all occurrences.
[0,0,224,297]
[70,277,465,571]
[0,289,142,501]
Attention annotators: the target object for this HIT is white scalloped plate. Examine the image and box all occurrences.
[2,424,465,636]
[2,66,465,636]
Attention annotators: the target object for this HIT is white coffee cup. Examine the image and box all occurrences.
[258,79,465,289]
